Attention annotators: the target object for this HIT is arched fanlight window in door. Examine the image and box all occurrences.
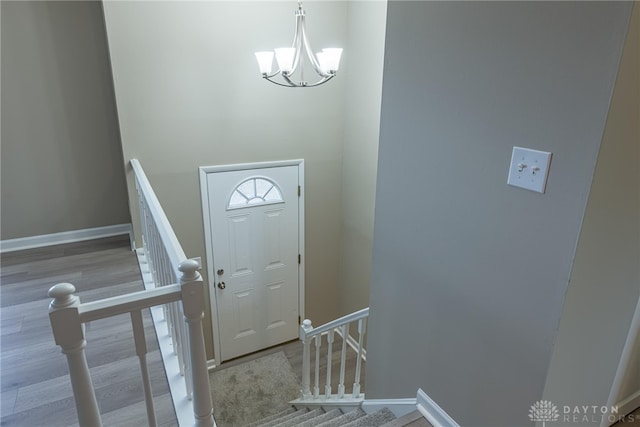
[228,177,284,210]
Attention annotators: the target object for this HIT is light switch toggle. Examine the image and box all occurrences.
[517,163,527,172]
[531,166,541,175]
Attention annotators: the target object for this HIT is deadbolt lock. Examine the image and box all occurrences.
[217,281,226,290]
[217,269,224,276]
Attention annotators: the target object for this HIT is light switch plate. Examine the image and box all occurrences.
[507,147,552,193]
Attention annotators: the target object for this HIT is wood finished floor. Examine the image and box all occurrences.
[0,236,367,427]
[0,236,177,427]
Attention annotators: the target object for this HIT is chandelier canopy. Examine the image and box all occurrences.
[254,1,343,88]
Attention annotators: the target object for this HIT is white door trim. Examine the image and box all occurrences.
[199,159,305,364]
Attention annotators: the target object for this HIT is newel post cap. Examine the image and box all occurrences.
[48,283,78,309]
[301,318,313,332]
[178,259,201,283]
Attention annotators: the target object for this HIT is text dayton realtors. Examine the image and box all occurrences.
[561,405,627,424]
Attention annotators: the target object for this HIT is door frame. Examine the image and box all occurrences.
[199,159,305,364]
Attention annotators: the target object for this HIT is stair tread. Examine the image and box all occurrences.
[273,408,324,427]
[402,417,434,427]
[254,408,308,427]
[248,405,406,427]
[297,408,343,427]
[315,408,367,427]
[381,410,433,427]
[341,408,397,427]
[245,407,297,427]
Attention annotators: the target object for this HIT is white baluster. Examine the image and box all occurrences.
[179,260,214,427]
[48,283,102,427]
[146,211,158,283]
[352,318,366,398]
[325,329,334,398]
[151,222,162,283]
[131,310,157,427]
[338,323,348,398]
[178,301,193,400]
[300,319,313,399]
[314,335,321,398]
[171,302,185,373]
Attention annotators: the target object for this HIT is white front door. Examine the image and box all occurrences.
[202,163,302,362]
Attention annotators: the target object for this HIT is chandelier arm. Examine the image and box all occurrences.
[263,75,298,87]
[290,9,304,73]
[300,15,330,78]
[263,68,282,79]
[262,73,333,88]
[263,73,334,88]
[282,73,302,87]
[302,74,334,87]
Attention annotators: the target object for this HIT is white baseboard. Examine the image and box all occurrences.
[291,395,365,412]
[416,388,460,427]
[362,397,417,417]
[0,224,133,253]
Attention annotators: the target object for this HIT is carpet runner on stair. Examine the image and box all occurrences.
[248,406,397,427]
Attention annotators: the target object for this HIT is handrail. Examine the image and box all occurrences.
[131,158,193,403]
[130,158,186,272]
[129,158,208,424]
[297,308,369,403]
[78,285,181,322]
[302,307,369,338]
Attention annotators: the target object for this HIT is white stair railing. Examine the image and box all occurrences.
[49,158,215,426]
[131,158,195,402]
[48,260,214,427]
[297,308,369,403]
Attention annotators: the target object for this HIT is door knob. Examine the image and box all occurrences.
[217,281,226,290]
[217,269,224,276]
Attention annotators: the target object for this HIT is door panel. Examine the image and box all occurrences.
[229,214,253,276]
[207,165,299,361]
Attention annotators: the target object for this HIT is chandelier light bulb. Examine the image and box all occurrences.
[274,48,296,74]
[316,51,328,73]
[254,51,274,74]
[320,48,342,72]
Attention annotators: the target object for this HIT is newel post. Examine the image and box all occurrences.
[179,259,215,427]
[300,319,313,399]
[48,283,102,427]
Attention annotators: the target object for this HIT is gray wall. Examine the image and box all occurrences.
[338,0,386,316]
[102,1,349,359]
[543,5,639,422]
[1,1,130,240]
[365,2,632,426]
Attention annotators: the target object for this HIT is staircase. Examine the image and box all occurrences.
[242,308,433,427]
[247,406,431,427]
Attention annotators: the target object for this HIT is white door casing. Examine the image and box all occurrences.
[200,160,305,363]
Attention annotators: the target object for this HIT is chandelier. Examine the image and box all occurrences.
[254,1,343,88]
